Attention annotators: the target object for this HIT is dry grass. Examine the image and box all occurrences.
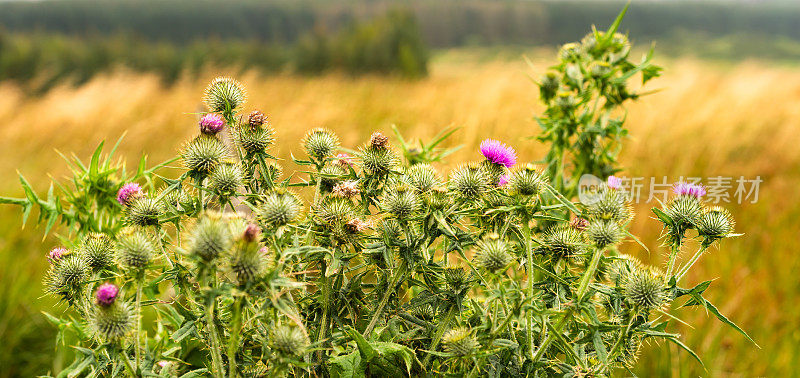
[0,52,797,376]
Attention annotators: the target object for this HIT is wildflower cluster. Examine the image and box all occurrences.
[1,8,754,377]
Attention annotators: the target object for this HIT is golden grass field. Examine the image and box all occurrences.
[0,50,797,376]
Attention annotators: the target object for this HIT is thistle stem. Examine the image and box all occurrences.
[363,262,407,337]
[317,260,331,358]
[676,245,709,282]
[666,239,682,277]
[134,278,143,372]
[522,217,536,360]
[227,296,244,378]
[423,305,457,367]
[203,275,224,378]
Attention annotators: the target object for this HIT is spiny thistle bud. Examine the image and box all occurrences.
[159,186,192,212]
[404,163,442,193]
[303,128,340,160]
[587,187,632,224]
[606,254,642,286]
[555,91,577,110]
[589,61,612,78]
[508,164,542,196]
[412,304,435,321]
[540,225,584,259]
[126,197,162,227]
[230,229,264,284]
[80,233,114,271]
[247,110,266,129]
[442,327,479,357]
[199,113,225,135]
[271,326,309,355]
[208,161,243,198]
[540,72,560,101]
[315,197,355,227]
[448,164,490,199]
[382,186,421,221]
[369,132,390,150]
[332,180,361,199]
[116,183,143,206]
[359,143,398,176]
[116,230,155,271]
[95,283,119,307]
[475,235,512,273]
[90,299,134,342]
[188,212,232,261]
[697,206,735,246]
[585,219,623,248]
[44,254,89,301]
[623,267,669,311]
[319,164,347,192]
[234,122,275,155]
[260,191,302,227]
[570,217,589,231]
[203,77,246,112]
[443,266,469,290]
[48,247,70,264]
[425,186,451,210]
[378,218,403,243]
[559,42,582,61]
[664,194,703,229]
[182,135,228,178]
[480,139,517,169]
[345,218,370,234]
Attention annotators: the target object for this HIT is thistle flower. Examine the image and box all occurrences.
[96,283,119,307]
[208,161,243,198]
[199,113,225,135]
[117,183,143,206]
[247,110,266,129]
[508,164,542,196]
[116,229,155,271]
[369,132,390,150]
[203,77,246,112]
[233,122,275,155]
[182,135,228,178]
[188,212,232,261]
[607,176,623,190]
[480,139,517,168]
[260,190,302,227]
[90,298,134,342]
[332,180,361,199]
[345,218,370,234]
[80,233,114,271]
[673,182,706,198]
[585,219,623,248]
[570,217,589,231]
[442,327,479,356]
[126,197,162,227]
[475,235,512,273]
[448,164,490,199]
[230,227,264,284]
[587,187,631,223]
[404,163,442,193]
[48,247,69,264]
[539,225,584,259]
[303,128,339,160]
[623,267,669,311]
[271,326,309,355]
[664,194,703,230]
[382,186,421,221]
[44,255,89,302]
[559,42,582,61]
[697,206,735,246]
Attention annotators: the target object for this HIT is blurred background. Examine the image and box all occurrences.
[0,0,797,376]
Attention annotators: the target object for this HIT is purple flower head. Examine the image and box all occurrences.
[497,174,509,187]
[96,283,119,307]
[673,182,707,198]
[199,113,225,135]
[607,176,622,190]
[116,183,143,206]
[48,247,69,264]
[480,139,517,168]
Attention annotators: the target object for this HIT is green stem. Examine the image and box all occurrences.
[227,296,244,378]
[608,311,636,361]
[204,275,224,378]
[135,279,143,372]
[522,217,536,360]
[118,344,136,377]
[363,263,407,337]
[666,238,682,277]
[423,305,457,367]
[676,245,708,282]
[317,261,331,353]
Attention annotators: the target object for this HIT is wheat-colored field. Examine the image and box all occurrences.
[0,52,797,376]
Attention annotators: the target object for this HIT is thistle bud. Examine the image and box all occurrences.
[234,122,274,155]
[319,164,347,193]
[208,161,243,198]
[587,187,632,224]
[404,163,442,193]
[540,72,560,101]
[260,191,302,228]
[243,223,260,243]
[540,225,584,259]
[303,128,340,160]
[80,233,114,271]
[508,164,542,196]
[382,186,421,221]
[443,266,469,290]
[475,235,512,273]
[425,186,451,210]
[90,298,134,342]
[359,143,398,176]
[369,132,390,150]
[697,206,735,246]
[271,326,309,355]
[442,327,479,356]
[188,212,232,261]
[555,91,576,110]
[315,197,355,227]
[623,267,669,311]
[585,219,623,248]
[559,42,582,61]
[589,61,612,78]
[248,110,266,129]
[448,164,490,199]
[44,255,89,302]
[664,195,703,230]
[116,230,155,271]
[606,254,641,286]
[199,113,225,135]
[203,77,246,112]
[230,227,264,283]
[126,197,162,227]
[182,135,228,178]
[117,183,144,207]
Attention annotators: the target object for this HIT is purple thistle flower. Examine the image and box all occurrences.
[48,247,69,264]
[673,182,707,198]
[607,176,622,190]
[116,183,143,206]
[480,139,517,168]
[199,113,225,135]
[497,174,509,187]
[96,283,119,307]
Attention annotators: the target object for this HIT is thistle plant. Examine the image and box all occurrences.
[0,7,756,377]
